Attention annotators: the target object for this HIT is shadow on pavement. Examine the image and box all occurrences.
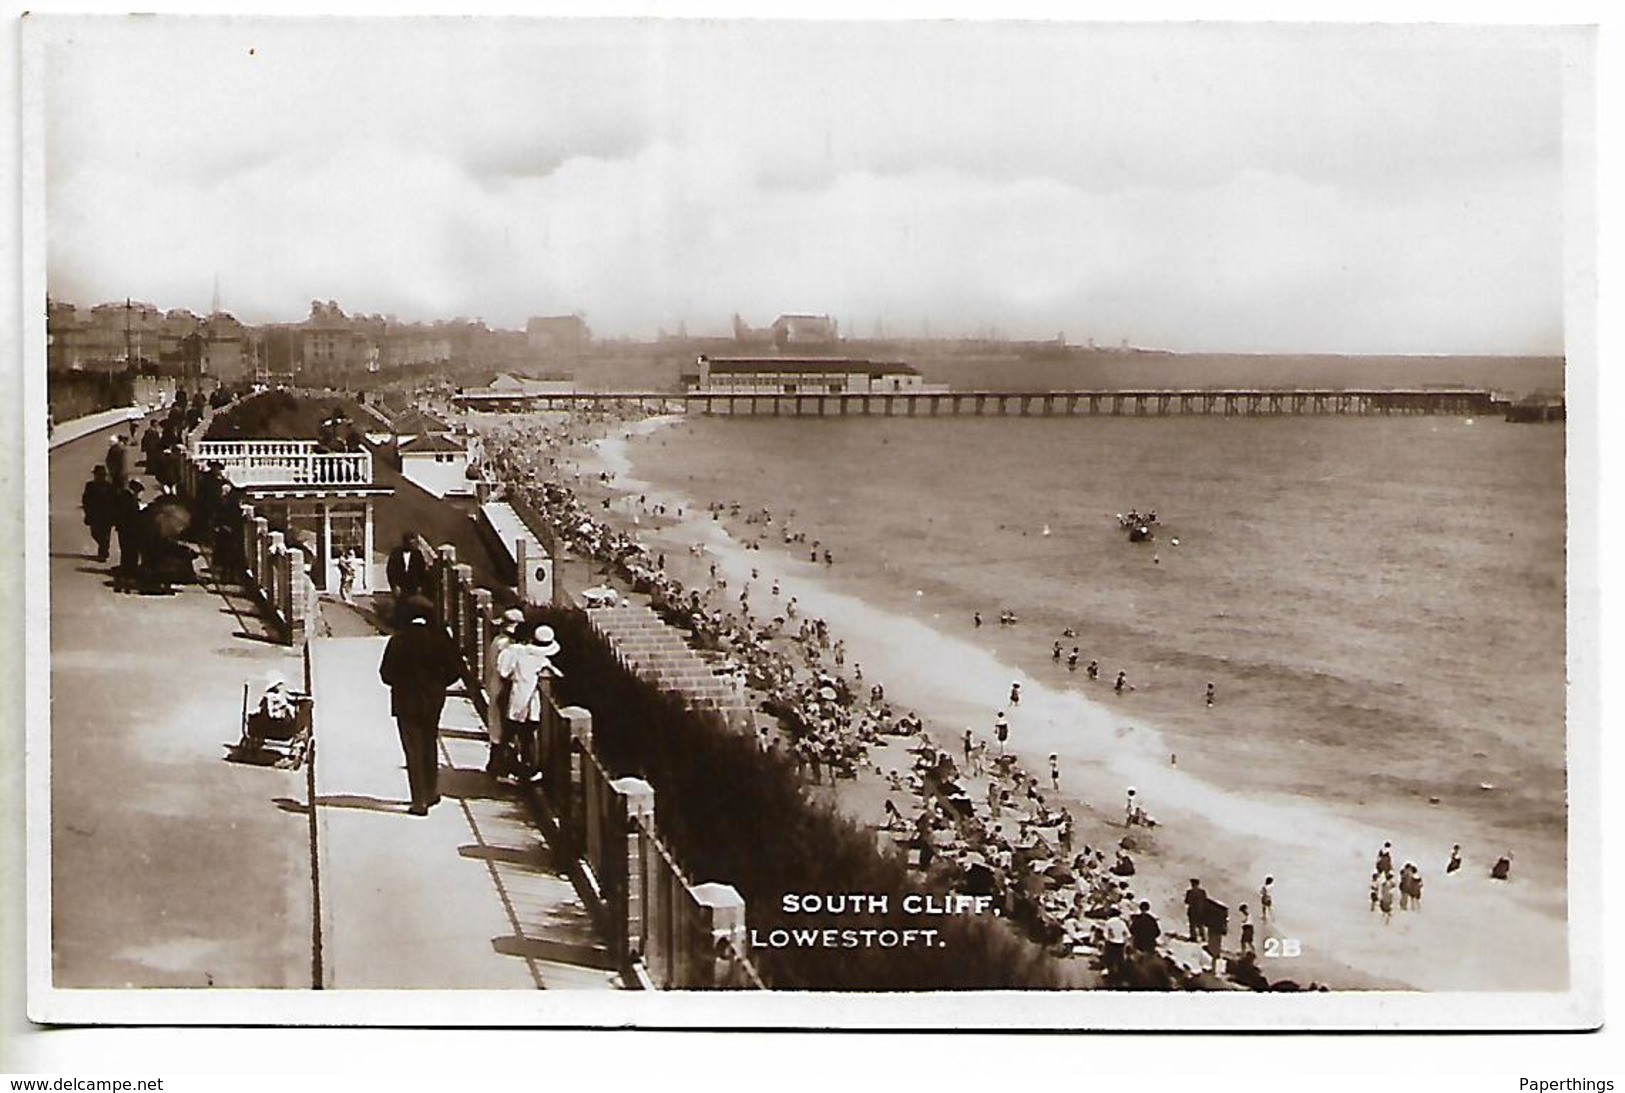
[437,766,511,805]
[439,727,489,743]
[231,630,288,646]
[491,934,617,971]
[315,793,412,814]
[458,844,550,869]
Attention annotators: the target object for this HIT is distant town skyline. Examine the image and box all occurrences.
[37,19,1576,355]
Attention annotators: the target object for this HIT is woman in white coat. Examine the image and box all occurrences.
[497,621,562,783]
[483,607,526,778]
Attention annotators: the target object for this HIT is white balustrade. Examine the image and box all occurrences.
[196,442,373,487]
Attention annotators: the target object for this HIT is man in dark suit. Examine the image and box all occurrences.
[110,479,146,592]
[80,466,116,561]
[378,595,465,815]
[104,434,129,489]
[386,531,430,623]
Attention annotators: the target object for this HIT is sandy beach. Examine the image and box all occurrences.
[532,412,1568,993]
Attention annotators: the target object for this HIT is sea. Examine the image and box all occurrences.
[600,410,1570,989]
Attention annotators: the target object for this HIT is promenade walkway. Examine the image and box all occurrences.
[45,412,616,995]
[47,415,312,989]
[307,634,617,990]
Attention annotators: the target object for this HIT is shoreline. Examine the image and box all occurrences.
[525,411,1565,992]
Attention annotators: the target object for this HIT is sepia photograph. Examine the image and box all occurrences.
[17,12,1601,1033]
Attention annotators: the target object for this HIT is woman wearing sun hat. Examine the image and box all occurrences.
[483,606,527,779]
[497,621,563,784]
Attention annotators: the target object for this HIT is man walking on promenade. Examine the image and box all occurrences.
[379,595,466,815]
[110,479,146,592]
[80,466,116,562]
[386,531,430,622]
[105,434,129,489]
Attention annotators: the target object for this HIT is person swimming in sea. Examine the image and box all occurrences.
[1087,659,1099,680]
[1052,641,1062,661]
[1067,648,1079,671]
[1114,670,1128,694]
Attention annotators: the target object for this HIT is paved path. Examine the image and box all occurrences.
[47,416,615,993]
[48,406,146,451]
[48,420,314,989]
[309,636,616,990]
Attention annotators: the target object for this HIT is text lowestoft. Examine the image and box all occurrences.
[781,893,997,915]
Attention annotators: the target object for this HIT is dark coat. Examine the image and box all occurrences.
[378,620,464,720]
[81,478,115,528]
[386,544,429,594]
[109,487,143,532]
[1129,911,1161,952]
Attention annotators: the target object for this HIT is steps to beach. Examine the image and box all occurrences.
[584,603,755,727]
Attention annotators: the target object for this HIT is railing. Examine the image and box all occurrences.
[195,439,319,461]
[199,449,374,487]
[419,542,765,990]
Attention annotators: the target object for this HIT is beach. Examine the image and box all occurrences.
[527,409,1567,992]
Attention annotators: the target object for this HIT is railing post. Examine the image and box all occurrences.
[265,529,286,624]
[610,777,655,970]
[687,883,748,989]
[452,563,474,669]
[287,548,308,646]
[557,705,593,857]
[237,503,256,583]
[253,516,270,589]
[436,544,457,629]
[470,588,493,708]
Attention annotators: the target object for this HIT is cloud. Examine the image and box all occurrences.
[38,18,1571,353]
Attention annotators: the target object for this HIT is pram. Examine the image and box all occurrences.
[230,675,313,769]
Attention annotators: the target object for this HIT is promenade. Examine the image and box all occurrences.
[309,635,615,989]
[48,415,311,988]
[44,412,615,995]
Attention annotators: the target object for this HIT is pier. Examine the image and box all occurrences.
[457,387,1522,418]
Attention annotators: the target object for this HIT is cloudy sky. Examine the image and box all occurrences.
[37,19,1575,353]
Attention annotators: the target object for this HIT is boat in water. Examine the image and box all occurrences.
[1117,509,1158,543]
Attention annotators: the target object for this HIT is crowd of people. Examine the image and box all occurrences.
[79,390,246,595]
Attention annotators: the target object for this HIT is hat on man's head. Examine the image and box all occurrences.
[401,594,435,624]
[500,607,525,632]
[127,480,144,493]
[531,624,561,658]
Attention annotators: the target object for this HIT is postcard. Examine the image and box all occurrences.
[19,13,1599,1031]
